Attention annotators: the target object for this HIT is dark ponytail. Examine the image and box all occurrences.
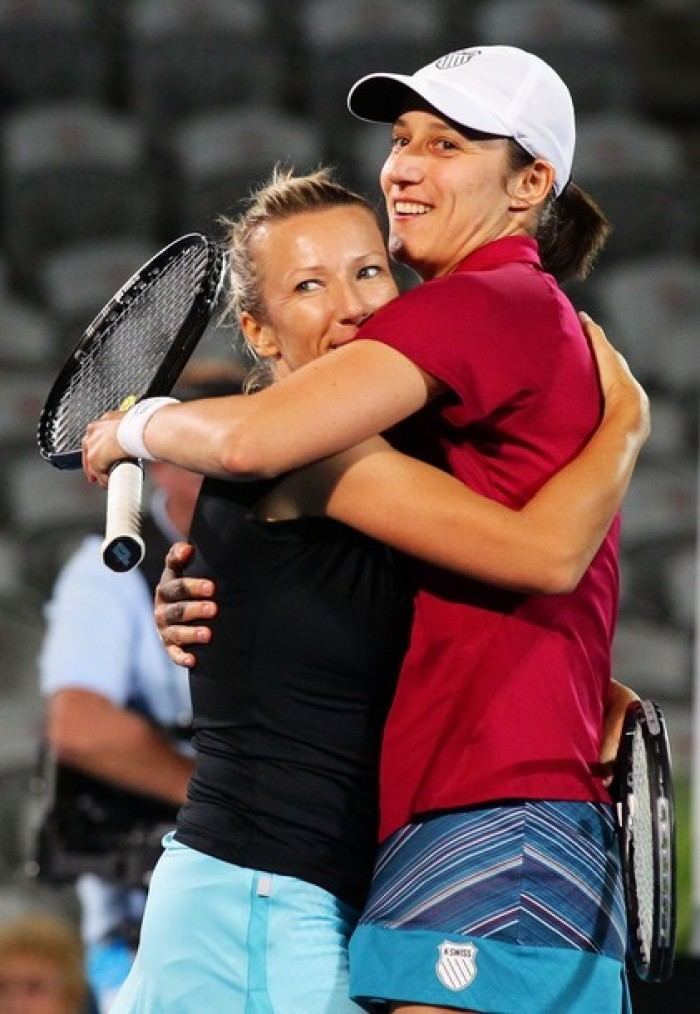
[507,141,611,284]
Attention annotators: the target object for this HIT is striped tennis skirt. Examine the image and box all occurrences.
[350,801,631,1013]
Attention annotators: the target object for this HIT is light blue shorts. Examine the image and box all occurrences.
[111,833,363,1013]
[351,802,631,1013]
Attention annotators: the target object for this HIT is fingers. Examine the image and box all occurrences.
[154,598,217,626]
[579,311,615,362]
[579,310,632,375]
[164,541,194,572]
[160,621,212,647]
[157,542,198,600]
[80,421,113,488]
[599,681,639,788]
[600,763,615,789]
[598,734,619,788]
[578,309,603,337]
[159,619,212,669]
[165,644,198,669]
[81,424,96,484]
[156,577,216,606]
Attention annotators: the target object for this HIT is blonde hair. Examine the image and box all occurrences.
[0,912,88,1012]
[220,166,381,391]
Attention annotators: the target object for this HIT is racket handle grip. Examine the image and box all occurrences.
[101,459,146,572]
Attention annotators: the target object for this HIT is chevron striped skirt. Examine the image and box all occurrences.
[349,801,631,1013]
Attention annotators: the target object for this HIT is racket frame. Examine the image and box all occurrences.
[37,233,226,470]
[37,232,227,572]
[617,698,676,983]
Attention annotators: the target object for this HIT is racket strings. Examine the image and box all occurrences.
[46,243,212,455]
[630,725,654,963]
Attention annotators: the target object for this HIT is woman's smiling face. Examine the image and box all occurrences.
[242,204,398,375]
[380,104,516,280]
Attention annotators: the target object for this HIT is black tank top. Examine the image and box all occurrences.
[175,477,413,908]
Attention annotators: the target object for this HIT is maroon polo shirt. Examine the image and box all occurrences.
[356,235,620,841]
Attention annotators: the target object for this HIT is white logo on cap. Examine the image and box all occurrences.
[435,49,481,71]
[435,941,478,991]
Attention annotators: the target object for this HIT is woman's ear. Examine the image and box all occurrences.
[507,158,555,211]
[240,311,281,360]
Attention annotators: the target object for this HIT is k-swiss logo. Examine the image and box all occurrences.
[435,940,478,991]
[435,49,481,71]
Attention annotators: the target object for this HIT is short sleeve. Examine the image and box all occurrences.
[39,537,142,705]
[355,271,555,425]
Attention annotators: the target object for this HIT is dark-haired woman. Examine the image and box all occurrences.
[85,47,639,1013]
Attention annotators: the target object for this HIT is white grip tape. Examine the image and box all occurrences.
[101,460,146,572]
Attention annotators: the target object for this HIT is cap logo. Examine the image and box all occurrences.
[435,49,481,71]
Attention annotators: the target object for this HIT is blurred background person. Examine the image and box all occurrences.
[36,366,238,1012]
[0,911,89,1014]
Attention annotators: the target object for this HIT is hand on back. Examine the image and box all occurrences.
[154,542,217,668]
[580,312,650,444]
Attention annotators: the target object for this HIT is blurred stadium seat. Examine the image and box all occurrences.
[0,535,21,600]
[575,112,686,181]
[0,0,107,109]
[346,121,392,201]
[629,0,700,124]
[636,394,694,463]
[171,106,321,232]
[665,544,697,633]
[621,462,697,546]
[472,0,634,113]
[591,254,700,388]
[0,370,53,455]
[4,454,105,602]
[39,237,159,354]
[6,455,104,536]
[0,297,56,371]
[299,0,449,158]
[2,103,156,287]
[612,616,692,699]
[575,113,695,262]
[125,0,284,128]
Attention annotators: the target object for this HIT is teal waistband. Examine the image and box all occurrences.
[350,924,631,1014]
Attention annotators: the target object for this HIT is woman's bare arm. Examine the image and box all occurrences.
[314,404,644,594]
[83,313,643,498]
[82,341,435,486]
[155,377,644,661]
[305,315,648,593]
[154,316,648,661]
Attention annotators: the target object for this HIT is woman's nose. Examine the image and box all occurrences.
[339,300,371,328]
[333,280,369,327]
[385,146,424,185]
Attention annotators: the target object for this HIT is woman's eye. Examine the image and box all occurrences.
[435,138,459,151]
[295,278,322,292]
[358,264,382,280]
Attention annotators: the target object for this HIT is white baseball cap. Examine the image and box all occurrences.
[347,45,575,195]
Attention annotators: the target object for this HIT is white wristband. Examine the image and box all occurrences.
[117,397,180,461]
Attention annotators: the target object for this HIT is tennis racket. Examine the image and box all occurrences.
[615,698,676,982]
[38,233,227,572]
